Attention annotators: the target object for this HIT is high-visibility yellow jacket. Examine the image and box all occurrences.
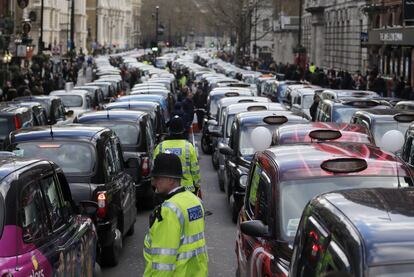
[153,140,201,192]
[144,189,208,277]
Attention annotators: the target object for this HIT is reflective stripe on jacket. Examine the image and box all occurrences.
[143,190,208,277]
[154,139,201,192]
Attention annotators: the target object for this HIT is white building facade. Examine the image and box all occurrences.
[26,0,88,54]
[302,0,369,72]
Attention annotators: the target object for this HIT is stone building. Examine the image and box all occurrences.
[86,0,139,51]
[249,0,274,61]
[302,0,368,72]
[272,0,299,64]
[365,0,414,87]
[25,0,88,54]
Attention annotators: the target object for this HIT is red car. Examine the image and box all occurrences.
[272,122,375,146]
[235,142,413,277]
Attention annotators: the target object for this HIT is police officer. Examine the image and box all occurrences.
[154,116,201,196]
[144,153,208,277]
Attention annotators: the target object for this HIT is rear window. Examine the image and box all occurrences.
[0,117,11,136]
[85,122,140,145]
[59,95,83,107]
[14,142,95,175]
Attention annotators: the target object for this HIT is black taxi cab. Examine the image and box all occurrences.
[290,187,414,277]
[351,109,414,152]
[220,110,308,222]
[315,98,391,124]
[104,101,167,141]
[201,89,254,154]
[272,122,375,146]
[236,143,413,277]
[75,110,156,208]
[3,126,137,266]
[0,154,99,276]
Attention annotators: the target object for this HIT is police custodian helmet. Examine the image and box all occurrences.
[169,116,185,135]
[152,153,183,179]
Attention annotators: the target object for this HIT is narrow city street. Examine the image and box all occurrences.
[102,135,237,276]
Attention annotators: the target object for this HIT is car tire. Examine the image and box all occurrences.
[201,134,213,154]
[218,176,225,192]
[126,223,135,236]
[212,151,219,170]
[94,262,103,277]
[230,195,239,224]
[101,228,122,267]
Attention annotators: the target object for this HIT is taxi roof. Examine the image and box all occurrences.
[77,110,147,123]
[264,143,409,181]
[10,125,109,143]
[237,110,308,126]
[105,101,159,109]
[0,156,41,181]
[226,102,286,114]
[274,123,373,145]
[322,187,414,266]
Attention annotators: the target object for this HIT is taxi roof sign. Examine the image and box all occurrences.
[309,130,342,141]
[321,158,368,173]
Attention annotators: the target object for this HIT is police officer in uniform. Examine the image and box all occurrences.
[144,153,208,277]
[153,116,201,196]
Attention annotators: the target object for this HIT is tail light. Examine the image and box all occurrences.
[14,116,21,129]
[141,157,150,176]
[97,192,108,219]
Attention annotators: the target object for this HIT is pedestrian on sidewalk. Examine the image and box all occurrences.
[143,153,208,277]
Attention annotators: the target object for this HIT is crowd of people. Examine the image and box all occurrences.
[0,54,91,102]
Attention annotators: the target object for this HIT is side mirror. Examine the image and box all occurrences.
[125,158,139,169]
[219,145,234,156]
[79,201,99,218]
[240,220,269,237]
[65,110,74,117]
[207,119,218,126]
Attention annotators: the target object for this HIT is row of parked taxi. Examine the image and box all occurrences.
[192,52,414,276]
[0,52,188,276]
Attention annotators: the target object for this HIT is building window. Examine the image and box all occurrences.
[374,15,380,28]
[263,19,270,32]
[388,13,393,27]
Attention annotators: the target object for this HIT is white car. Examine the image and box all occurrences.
[50,90,94,120]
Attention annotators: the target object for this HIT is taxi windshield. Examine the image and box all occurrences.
[226,114,236,137]
[239,125,280,156]
[279,176,412,241]
[373,122,411,148]
[332,107,360,123]
[209,97,221,117]
[303,95,314,109]
[14,142,95,175]
[0,118,11,137]
[59,95,83,107]
[89,122,140,145]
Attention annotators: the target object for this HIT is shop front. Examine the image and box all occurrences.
[367,27,414,87]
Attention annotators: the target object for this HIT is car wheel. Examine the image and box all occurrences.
[212,151,219,170]
[101,228,122,267]
[230,196,239,224]
[235,265,241,277]
[94,262,102,277]
[201,134,213,154]
[218,176,225,192]
[126,223,135,236]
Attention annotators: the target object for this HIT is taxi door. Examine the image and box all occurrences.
[237,163,273,277]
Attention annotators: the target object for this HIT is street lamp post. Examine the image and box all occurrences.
[298,0,303,48]
[155,6,159,47]
[3,50,12,83]
[39,0,44,53]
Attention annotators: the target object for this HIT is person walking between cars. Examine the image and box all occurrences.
[143,153,208,277]
[153,116,202,197]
